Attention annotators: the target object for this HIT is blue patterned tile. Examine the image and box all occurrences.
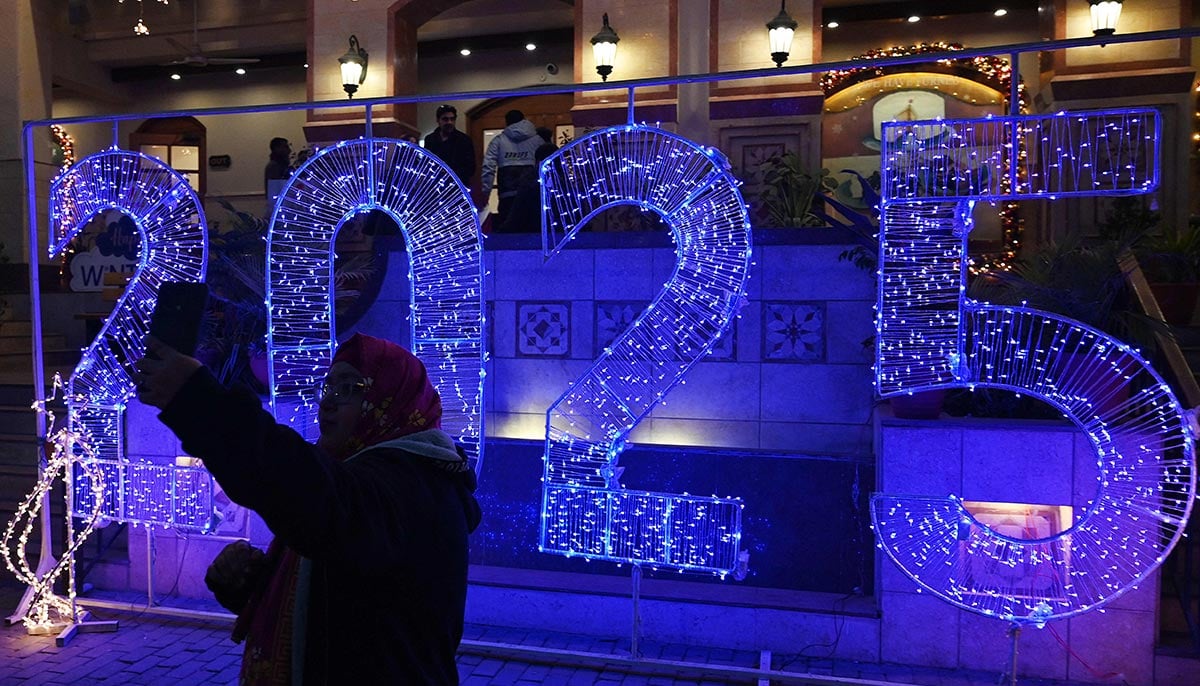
[595,301,648,353]
[706,321,737,361]
[763,301,824,361]
[516,302,570,357]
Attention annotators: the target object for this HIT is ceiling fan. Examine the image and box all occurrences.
[160,1,260,67]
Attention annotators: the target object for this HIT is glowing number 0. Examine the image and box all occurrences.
[48,150,211,528]
[536,125,751,574]
[266,138,485,465]
[873,108,1196,623]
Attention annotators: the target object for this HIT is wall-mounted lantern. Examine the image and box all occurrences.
[766,1,798,67]
[338,35,369,99]
[590,13,620,82]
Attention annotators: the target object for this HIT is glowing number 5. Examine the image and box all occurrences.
[873,109,1196,623]
[536,125,751,574]
[48,150,210,527]
[265,138,485,465]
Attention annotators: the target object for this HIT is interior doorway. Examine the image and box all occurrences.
[467,93,573,215]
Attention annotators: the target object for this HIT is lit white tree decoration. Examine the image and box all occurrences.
[3,375,110,635]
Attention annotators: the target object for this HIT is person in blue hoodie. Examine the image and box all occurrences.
[480,109,544,225]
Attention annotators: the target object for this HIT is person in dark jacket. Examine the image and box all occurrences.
[134,333,481,685]
[423,104,475,189]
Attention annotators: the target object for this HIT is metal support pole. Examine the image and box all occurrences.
[630,564,642,659]
[1007,623,1020,686]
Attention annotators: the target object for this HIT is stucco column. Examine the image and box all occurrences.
[306,0,461,143]
[0,0,51,267]
[675,2,711,145]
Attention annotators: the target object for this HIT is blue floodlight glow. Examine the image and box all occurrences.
[265,138,485,467]
[873,108,1195,624]
[536,125,752,575]
[48,149,213,530]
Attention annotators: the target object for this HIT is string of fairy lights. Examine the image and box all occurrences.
[266,138,486,467]
[49,148,212,529]
[537,125,751,575]
[873,108,1195,623]
[2,375,105,632]
[822,42,1028,274]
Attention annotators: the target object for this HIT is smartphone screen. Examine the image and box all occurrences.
[148,281,208,356]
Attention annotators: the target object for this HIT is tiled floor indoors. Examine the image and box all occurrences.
[0,578,1124,686]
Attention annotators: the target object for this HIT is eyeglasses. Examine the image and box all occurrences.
[315,379,369,404]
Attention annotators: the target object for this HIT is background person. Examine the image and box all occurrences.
[423,104,476,189]
[480,109,542,225]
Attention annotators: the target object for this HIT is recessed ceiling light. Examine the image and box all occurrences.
[907,15,921,23]
[826,21,840,29]
[526,43,536,51]
[994,8,1008,17]
[170,73,181,80]
[235,67,246,75]
[460,48,471,56]
[303,63,309,69]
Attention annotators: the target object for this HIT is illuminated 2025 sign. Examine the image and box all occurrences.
[873,108,1196,624]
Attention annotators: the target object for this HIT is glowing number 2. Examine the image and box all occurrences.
[48,150,211,528]
[536,125,751,574]
[873,108,1196,623]
[266,138,485,465]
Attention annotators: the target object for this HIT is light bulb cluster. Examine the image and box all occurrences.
[882,110,1159,202]
[49,149,213,529]
[2,375,105,632]
[118,0,169,36]
[873,108,1195,624]
[536,125,751,574]
[265,138,486,467]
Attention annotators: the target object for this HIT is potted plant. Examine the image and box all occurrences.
[758,152,837,227]
[966,234,1171,416]
[1099,198,1200,325]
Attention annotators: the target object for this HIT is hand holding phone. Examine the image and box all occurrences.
[148,281,208,357]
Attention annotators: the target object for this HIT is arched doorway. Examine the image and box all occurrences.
[130,116,206,197]
[468,92,573,213]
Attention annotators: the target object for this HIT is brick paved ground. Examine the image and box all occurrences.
[0,578,1110,685]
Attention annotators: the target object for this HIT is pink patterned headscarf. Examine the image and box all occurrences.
[330,333,443,458]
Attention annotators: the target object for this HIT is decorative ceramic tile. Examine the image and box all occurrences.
[595,301,648,353]
[516,302,570,357]
[763,301,824,361]
[706,321,737,361]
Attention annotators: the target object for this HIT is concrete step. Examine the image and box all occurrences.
[0,332,66,354]
[0,320,32,336]
[0,404,36,436]
[0,432,38,469]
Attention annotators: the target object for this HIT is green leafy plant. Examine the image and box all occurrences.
[758,153,837,227]
[1100,196,1200,284]
[969,234,1167,350]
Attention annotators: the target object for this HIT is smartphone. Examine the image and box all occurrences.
[148,281,208,356]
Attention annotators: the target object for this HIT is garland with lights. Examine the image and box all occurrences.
[50,125,78,280]
[2,375,106,633]
[536,125,751,575]
[822,43,1027,273]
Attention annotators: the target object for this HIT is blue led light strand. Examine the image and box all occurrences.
[537,125,751,575]
[872,108,1195,624]
[48,149,212,530]
[265,138,486,466]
